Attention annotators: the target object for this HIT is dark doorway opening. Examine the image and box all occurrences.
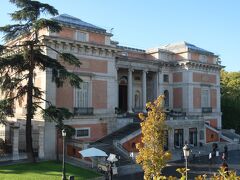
[119,85,128,112]
[118,76,128,113]
[189,128,197,146]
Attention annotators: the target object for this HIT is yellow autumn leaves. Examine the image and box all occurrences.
[136,95,171,180]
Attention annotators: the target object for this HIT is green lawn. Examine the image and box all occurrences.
[0,161,101,180]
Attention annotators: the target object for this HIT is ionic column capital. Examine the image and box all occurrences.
[128,67,134,72]
[142,69,148,73]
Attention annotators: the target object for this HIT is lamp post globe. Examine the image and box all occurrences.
[183,144,190,180]
[62,129,67,180]
[62,129,66,137]
[183,144,190,158]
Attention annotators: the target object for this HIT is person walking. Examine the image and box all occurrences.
[222,145,228,162]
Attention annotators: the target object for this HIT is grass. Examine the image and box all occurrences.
[0,161,101,180]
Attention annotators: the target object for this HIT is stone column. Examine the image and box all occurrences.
[158,71,163,95]
[216,87,221,129]
[12,124,20,160]
[116,67,119,110]
[128,68,133,113]
[184,127,189,144]
[38,126,45,159]
[142,70,147,112]
[156,71,159,98]
[168,129,174,150]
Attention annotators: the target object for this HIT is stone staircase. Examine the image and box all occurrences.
[91,123,141,165]
[221,129,240,143]
[205,123,240,144]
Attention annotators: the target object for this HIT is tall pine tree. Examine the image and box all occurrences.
[0,0,82,162]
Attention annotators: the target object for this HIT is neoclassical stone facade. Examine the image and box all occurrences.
[0,14,227,160]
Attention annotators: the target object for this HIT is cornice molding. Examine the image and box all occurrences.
[40,35,119,58]
[174,60,222,72]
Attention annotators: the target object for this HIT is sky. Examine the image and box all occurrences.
[1,0,239,72]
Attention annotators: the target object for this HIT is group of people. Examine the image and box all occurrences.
[209,144,229,174]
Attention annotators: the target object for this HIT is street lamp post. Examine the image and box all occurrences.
[183,144,190,180]
[130,152,134,179]
[62,129,67,180]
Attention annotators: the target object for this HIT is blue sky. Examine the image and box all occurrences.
[1,0,239,71]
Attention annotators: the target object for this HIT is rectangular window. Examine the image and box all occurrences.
[199,54,207,63]
[201,89,209,107]
[76,128,90,138]
[163,74,169,82]
[174,129,183,148]
[189,128,197,146]
[76,31,87,42]
[74,82,89,108]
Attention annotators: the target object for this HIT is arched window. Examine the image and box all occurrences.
[119,76,128,85]
[164,90,169,108]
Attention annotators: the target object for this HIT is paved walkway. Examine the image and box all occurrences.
[1,149,239,179]
[115,149,240,179]
[171,149,240,168]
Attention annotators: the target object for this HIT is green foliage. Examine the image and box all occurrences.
[0,0,60,41]
[221,70,240,99]
[136,96,171,180]
[221,70,240,132]
[43,106,75,137]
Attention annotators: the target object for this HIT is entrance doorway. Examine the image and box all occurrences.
[189,128,197,146]
[118,76,128,112]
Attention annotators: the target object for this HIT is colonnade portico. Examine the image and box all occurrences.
[125,67,148,113]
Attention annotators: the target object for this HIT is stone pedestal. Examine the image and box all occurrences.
[12,124,20,160]
[38,126,45,159]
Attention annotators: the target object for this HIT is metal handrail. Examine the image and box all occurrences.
[73,107,94,115]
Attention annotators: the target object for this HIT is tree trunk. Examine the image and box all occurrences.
[26,45,36,162]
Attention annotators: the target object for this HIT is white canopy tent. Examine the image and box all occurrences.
[79,147,108,158]
[79,147,108,168]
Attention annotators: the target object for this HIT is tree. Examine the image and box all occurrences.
[0,0,82,162]
[136,95,171,180]
[221,70,240,100]
[220,70,240,132]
